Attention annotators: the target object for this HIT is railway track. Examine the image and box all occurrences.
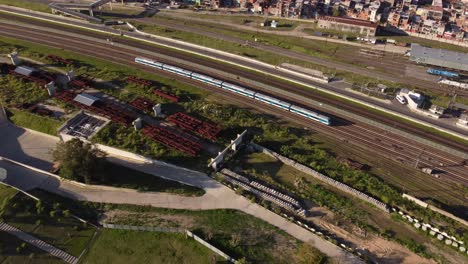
[1,15,467,149]
[0,23,467,186]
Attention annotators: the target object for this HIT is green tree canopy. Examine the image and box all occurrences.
[52,138,106,184]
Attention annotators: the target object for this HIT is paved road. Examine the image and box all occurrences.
[0,116,361,263]
[1,159,362,263]
[0,222,78,264]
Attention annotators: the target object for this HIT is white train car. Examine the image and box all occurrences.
[290,105,330,125]
[222,82,256,98]
[438,79,468,90]
[135,57,164,69]
[162,64,193,78]
[254,93,292,110]
[191,72,223,87]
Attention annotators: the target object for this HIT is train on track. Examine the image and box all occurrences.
[135,57,331,125]
[426,68,459,78]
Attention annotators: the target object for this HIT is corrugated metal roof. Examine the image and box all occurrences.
[14,66,35,76]
[409,43,468,71]
[73,93,99,106]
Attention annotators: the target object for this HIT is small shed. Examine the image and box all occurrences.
[14,66,35,76]
[73,93,99,106]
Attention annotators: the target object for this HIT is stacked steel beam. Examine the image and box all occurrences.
[153,89,179,103]
[127,76,152,87]
[55,91,134,125]
[69,74,94,89]
[141,124,201,156]
[46,54,73,65]
[167,112,221,140]
[129,97,154,113]
[9,70,49,85]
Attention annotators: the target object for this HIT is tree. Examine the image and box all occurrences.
[51,138,105,184]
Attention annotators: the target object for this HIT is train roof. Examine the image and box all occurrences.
[191,72,223,83]
[290,105,329,120]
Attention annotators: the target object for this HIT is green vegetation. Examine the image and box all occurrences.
[31,189,328,264]
[7,109,62,135]
[83,229,224,264]
[1,33,466,258]
[0,185,96,256]
[52,138,204,195]
[52,138,106,184]
[0,0,50,13]
[0,232,63,264]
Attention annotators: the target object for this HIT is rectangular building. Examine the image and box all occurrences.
[409,43,468,72]
[317,16,378,36]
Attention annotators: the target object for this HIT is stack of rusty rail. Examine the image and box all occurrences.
[69,74,94,89]
[55,91,134,126]
[8,69,53,86]
[153,89,179,103]
[167,112,222,140]
[127,76,152,87]
[141,124,201,156]
[129,97,154,113]
[46,54,73,65]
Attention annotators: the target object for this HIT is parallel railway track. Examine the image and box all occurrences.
[0,23,467,186]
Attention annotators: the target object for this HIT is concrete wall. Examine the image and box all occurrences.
[186,230,236,263]
[251,143,390,212]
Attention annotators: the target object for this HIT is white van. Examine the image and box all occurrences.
[396,95,407,104]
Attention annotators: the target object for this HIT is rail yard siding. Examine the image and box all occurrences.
[2,7,466,158]
[250,143,390,212]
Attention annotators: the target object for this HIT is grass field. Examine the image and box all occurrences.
[83,229,225,264]
[31,189,328,264]
[0,0,50,13]
[0,232,63,264]
[91,162,205,196]
[0,185,96,257]
[6,109,62,136]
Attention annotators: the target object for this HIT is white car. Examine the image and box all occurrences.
[396,95,407,104]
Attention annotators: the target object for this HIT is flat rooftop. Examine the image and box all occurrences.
[59,111,108,140]
[409,43,468,72]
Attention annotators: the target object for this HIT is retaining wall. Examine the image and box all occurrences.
[250,143,390,212]
[186,230,236,263]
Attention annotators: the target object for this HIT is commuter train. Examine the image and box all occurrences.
[426,68,459,78]
[135,57,331,125]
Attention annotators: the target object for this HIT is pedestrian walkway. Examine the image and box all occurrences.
[0,222,78,264]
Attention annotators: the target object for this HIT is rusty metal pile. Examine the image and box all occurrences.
[153,89,180,103]
[46,54,73,65]
[142,124,202,156]
[129,97,155,113]
[167,112,222,140]
[55,90,134,125]
[127,75,152,87]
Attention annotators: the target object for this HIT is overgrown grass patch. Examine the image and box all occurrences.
[83,229,224,264]
[30,189,329,264]
[7,109,62,136]
[0,188,96,256]
[0,232,63,264]
[0,0,50,13]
